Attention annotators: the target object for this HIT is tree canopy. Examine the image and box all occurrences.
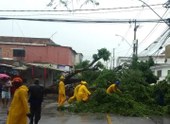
[58,49,170,116]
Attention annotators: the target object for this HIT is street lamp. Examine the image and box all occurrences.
[114,34,133,67]
[115,34,132,48]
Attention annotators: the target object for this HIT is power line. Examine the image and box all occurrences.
[139,9,169,47]
[138,0,169,26]
[139,28,170,56]
[14,21,25,37]
[0,3,163,13]
[0,17,168,24]
[0,7,164,17]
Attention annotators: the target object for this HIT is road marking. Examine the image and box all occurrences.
[106,114,112,124]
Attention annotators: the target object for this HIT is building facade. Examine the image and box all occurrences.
[0,36,83,87]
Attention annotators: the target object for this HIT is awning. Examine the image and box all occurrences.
[26,63,63,71]
[12,65,28,70]
[0,63,15,68]
[0,63,28,70]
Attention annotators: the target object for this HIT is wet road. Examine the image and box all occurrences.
[40,111,170,124]
[1,96,170,124]
[39,111,170,124]
[39,98,170,124]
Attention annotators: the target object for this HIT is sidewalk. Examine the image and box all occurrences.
[0,106,7,124]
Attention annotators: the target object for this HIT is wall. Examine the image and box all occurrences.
[0,44,76,66]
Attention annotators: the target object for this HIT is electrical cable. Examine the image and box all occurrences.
[0,3,163,13]
[137,0,169,26]
[0,1,168,62]
[0,17,167,23]
[121,1,146,57]
[0,6,163,17]
[139,9,169,47]
[149,28,170,56]
[139,19,169,56]
[14,21,25,37]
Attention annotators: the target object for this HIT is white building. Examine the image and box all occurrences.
[117,28,170,81]
[75,53,83,65]
[150,64,170,81]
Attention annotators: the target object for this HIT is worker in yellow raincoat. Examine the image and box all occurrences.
[77,81,91,102]
[57,75,66,106]
[6,77,30,124]
[68,82,81,103]
[106,81,121,94]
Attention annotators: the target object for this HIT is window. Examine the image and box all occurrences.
[13,48,25,57]
[157,70,162,77]
[168,70,170,75]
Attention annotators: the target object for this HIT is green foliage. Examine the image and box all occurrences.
[92,48,111,62]
[147,56,155,67]
[94,61,104,69]
[129,56,158,84]
[92,69,117,88]
[75,60,90,69]
[93,54,98,61]
[131,55,138,69]
[68,88,164,116]
[80,70,101,84]
[64,49,168,116]
[120,69,145,85]
[166,74,170,83]
[97,48,111,61]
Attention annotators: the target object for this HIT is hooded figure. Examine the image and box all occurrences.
[106,81,121,94]
[57,75,66,106]
[77,81,91,102]
[11,77,23,97]
[6,77,30,124]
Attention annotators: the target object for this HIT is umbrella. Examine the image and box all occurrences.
[0,73,10,79]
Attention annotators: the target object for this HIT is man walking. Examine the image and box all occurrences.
[28,79,44,124]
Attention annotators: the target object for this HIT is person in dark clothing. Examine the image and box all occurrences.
[155,87,165,106]
[28,79,44,124]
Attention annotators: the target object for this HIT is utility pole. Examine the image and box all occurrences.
[164,0,170,8]
[112,48,115,68]
[133,20,139,57]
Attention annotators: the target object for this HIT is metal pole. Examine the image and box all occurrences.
[133,20,139,57]
[113,48,115,68]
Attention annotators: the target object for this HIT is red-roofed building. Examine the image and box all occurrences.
[0,36,83,87]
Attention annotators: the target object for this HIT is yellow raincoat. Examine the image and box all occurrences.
[77,82,91,102]
[68,84,81,103]
[6,85,30,124]
[58,80,66,106]
[106,84,121,94]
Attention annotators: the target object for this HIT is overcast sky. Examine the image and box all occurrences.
[0,0,169,62]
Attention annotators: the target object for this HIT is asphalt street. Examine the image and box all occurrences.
[1,96,170,124]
